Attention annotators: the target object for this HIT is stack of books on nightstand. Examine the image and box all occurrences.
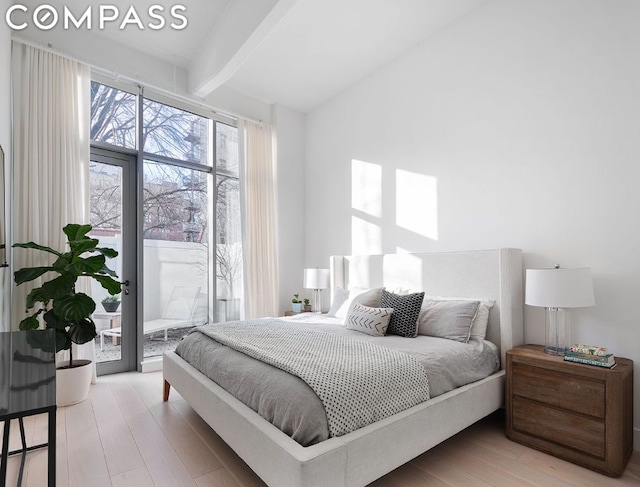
[564,344,616,368]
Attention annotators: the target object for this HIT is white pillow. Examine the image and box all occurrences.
[417,299,479,342]
[425,295,495,341]
[345,303,393,337]
[327,287,349,317]
[335,287,384,320]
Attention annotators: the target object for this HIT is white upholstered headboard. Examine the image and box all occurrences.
[330,249,524,369]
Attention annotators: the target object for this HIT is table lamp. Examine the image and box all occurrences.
[525,266,595,355]
[303,268,330,313]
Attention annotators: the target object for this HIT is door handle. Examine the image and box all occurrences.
[123,280,130,295]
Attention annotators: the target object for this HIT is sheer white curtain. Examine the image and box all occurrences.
[11,42,92,369]
[239,120,279,318]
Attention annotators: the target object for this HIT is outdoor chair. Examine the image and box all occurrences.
[99,285,202,351]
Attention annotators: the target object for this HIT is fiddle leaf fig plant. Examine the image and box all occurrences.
[13,223,122,368]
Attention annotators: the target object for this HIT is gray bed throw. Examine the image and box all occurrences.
[193,319,430,438]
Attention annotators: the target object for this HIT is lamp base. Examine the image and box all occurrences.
[311,289,322,313]
[544,346,567,356]
[544,307,570,356]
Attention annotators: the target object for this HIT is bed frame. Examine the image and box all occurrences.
[163,248,523,487]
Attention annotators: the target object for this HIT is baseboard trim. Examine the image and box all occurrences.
[140,356,163,373]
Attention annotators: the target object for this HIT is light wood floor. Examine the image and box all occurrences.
[2,371,639,487]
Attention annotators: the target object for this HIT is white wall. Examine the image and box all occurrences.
[273,104,306,312]
[305,0,640,446]
[0,0,11,331]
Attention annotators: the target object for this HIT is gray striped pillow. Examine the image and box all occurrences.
[345,303,393,337]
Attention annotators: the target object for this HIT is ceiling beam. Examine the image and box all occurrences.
[188,0,298,98]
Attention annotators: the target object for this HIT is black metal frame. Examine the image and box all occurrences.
[1,330,57,487]
[1,405,56,487]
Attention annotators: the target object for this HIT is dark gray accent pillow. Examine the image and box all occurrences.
[417,299,480,342]
[380,290,425,338]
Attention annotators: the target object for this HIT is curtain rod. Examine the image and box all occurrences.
[11,36,266,126]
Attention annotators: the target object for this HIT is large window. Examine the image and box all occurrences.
[90,83,136,149]
[89,81,242,363]
[143,161,208,241]
[215,123,242,321]
[143,98,210,166]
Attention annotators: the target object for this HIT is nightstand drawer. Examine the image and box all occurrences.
[512,363,604,418]
[512,396,605,458]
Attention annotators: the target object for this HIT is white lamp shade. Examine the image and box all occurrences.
[303,268,330,290]
[525,267,595,308]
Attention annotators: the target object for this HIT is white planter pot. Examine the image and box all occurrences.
[292,303,303,313]
[56,359,93,407]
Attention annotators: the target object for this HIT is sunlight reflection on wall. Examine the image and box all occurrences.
[351,159,382,217]
[351,159,382,254]
[351,216,382,255]
[351,160,438,255]
[396,169,438,240]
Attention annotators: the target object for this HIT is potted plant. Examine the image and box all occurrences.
[101,293,120,313]
[291,293,303,313]
[303,298,312,312]
[13,223,121,406]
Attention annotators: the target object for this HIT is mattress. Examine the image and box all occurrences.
[174,314,500,446]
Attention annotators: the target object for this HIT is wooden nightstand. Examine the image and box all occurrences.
[506,344,633,477]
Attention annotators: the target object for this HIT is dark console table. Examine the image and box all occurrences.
[0,330,56,486]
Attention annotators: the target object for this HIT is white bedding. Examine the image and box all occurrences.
[176,313,500,446]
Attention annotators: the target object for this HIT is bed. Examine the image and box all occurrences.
[163,248,523,487]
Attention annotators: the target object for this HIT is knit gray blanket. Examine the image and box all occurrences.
[194,319,430,438]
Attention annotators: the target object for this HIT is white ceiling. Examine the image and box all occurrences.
[14,0,488,113]
[84,0,233,69]
[226,0,488,112]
